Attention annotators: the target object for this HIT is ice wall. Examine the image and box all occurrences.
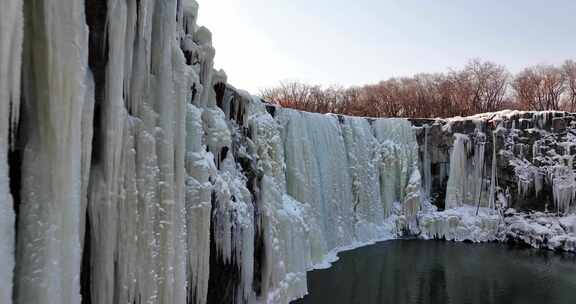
[202,91,422,303]
[273,107,421,301]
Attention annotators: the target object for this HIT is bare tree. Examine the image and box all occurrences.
[512,65,566,111]
[261,59,574,118]
[512,68,540,110]
[464,59,510,112]
[563,60,576,111]
[541,65,566,110]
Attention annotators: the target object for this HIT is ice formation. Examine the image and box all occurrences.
[551,166,576,214]
[488,131,498,209]
[14,1,89,303]
[271,109,421,300]
[445,132,488,209]
[503,210,576,252]
[1,1,576,304]
[419,206,501,242]
[0,0,22,302]
[422,125,433,197]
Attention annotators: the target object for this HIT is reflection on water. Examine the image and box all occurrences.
[293,240,576,304]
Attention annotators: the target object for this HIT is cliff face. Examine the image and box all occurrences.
[412,111,576,214]
[0,1,575,304]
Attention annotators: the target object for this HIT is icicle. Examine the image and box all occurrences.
[0,0,23,302]
[488,132,498,209]
[87,0,129,302]
[185,103,213,304]
[195,27,216,108]
[423,125,433,197]
[0,0,22,148]
[513,159,537,199]
[561,142,574,169]
[403,170,423,231]
[84,1,193,303]
[15,1,89,303]
[181,0,199,38]
[446,132,488,209]
[243,98,317,303]
[532,140,539,163]
[445,134,471,209]
[552,166,576,214]
[211,153,255,304]
[472,133,486,206]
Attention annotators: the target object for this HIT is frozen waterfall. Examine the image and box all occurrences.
[1,1,575,304]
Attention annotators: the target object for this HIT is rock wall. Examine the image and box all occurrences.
[0,1,575,304]
[412,111,576,214]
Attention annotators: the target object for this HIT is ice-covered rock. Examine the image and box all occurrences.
[502,211,576,252]
[418,207,501,242]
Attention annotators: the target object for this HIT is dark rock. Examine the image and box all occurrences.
[552,117,567,133]
[411,111,576,213]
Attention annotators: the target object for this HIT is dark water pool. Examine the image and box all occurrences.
[293,240,576,304]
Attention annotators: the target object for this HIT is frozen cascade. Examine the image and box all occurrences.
[278,110,422,255]
[243,98,316,303]
[0,0,22,302]
[488,131,498,209]
[184,103,213,304]
[273,107,427,301]
[278,109,355,254]
[445,133,487,209]
[422,125,433,197]
[341,117,386,241]
[372,119,420,217]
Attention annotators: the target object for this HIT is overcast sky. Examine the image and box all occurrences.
[198,0,576,93]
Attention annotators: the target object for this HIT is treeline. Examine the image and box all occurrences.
[260,59,576,118]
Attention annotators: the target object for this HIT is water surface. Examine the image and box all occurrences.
[294,240,576,304]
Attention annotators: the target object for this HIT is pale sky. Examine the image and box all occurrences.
[198,0,576,94]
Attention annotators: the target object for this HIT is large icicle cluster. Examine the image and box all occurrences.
[278,110,421,251]
[0,0,237,303]
[0,1,425,302]
[239,106,422,302]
